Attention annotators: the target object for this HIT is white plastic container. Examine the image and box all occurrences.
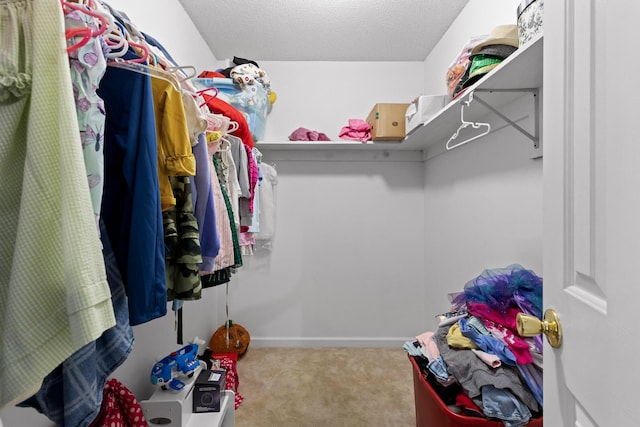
[405,95,448,136]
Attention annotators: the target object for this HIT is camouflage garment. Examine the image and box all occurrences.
[164,175,203,301]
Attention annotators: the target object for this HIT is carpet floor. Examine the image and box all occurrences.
[233,347,416,427]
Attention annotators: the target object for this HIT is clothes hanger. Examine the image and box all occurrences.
[198,88,219,108]
[65,26,93,53]
[107,59,181,92]
[204,112,224,132]
[446,91,491,150]
[105,20,128,58]
[60,1,108,37]
[166,65,197,82]
[104,20,148,63]
[126,39,149,63]
[61,0,109,53]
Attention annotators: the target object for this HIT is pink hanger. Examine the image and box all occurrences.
[127,39,149,63]
[198,88,219,108]
[61,0,109,53]
[196,87,218,103]
[60,1,108,37]
[65,26,92,53]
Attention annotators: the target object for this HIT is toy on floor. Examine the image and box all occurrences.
[150,342,201,391]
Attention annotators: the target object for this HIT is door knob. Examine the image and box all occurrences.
[516,309,562,348]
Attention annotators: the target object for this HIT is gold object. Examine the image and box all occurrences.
[516,309,562,348]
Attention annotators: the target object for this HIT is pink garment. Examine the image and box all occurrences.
[415,331,440,361]
[339,119,371,142]
[467,302,520,332]
[468,302,534,364]
[288,127,331,141]
[244,144,259,214]
[471,349,502,368]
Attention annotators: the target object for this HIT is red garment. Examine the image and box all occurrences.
[455,391,484,417]
[213,353,244,410]
[198,70,227,79]
[202,94,254,148]
[89,378,147,427]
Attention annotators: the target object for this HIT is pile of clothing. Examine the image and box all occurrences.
[404,264,543,427]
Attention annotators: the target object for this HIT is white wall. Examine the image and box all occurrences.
[421,98,543,322]
[226,60,428,345]
[229,157,426,346]
[419,0,543,322]
[260,61,424,141]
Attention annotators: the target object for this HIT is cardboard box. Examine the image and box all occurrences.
[192,369,226,413]
[366,103,410,141]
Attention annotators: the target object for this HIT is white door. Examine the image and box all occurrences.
[544,1,640,426]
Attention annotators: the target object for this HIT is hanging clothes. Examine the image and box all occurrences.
[247,147,263,234]
[139,28,221,273]
[97,49,167,326]
[192,132,220,271]
[148,74,202,301]
[149,76,196,211]
[200,139,235,274]
[256,163,278,242]
[0,0,115,407]
[212,153,243,269]
[200,136,243,288]
[19,220,135,427]
[238,143,259,230]
[219,137,243,230]
[163,175,203,301]
[64,7,108,231]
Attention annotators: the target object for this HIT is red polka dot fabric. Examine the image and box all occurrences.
[89,378,147,427]
[213,353,244,409]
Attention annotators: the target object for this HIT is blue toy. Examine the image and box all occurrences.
[150,343,201,391]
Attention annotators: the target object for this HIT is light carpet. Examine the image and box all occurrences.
[233,347,416,427]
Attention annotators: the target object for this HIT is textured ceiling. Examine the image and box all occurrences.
[178,0,469,62]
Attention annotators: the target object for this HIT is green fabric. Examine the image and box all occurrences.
[468,55,503,79]
[213,155,243,268]
[0,0,115,407]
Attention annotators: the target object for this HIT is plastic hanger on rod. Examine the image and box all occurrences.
[166,65,197,82]
[446,91,491,151]
[107,59,181,91]
[61,0,109,53]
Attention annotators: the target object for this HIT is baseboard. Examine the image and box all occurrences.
[249,336,410,348]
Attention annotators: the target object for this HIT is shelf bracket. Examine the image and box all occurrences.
[473,88,540,149]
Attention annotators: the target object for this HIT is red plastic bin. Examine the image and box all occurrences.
[409,355,543,427]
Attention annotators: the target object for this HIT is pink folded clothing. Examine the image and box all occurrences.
[339,119,371,142]
[288,127,331,141]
